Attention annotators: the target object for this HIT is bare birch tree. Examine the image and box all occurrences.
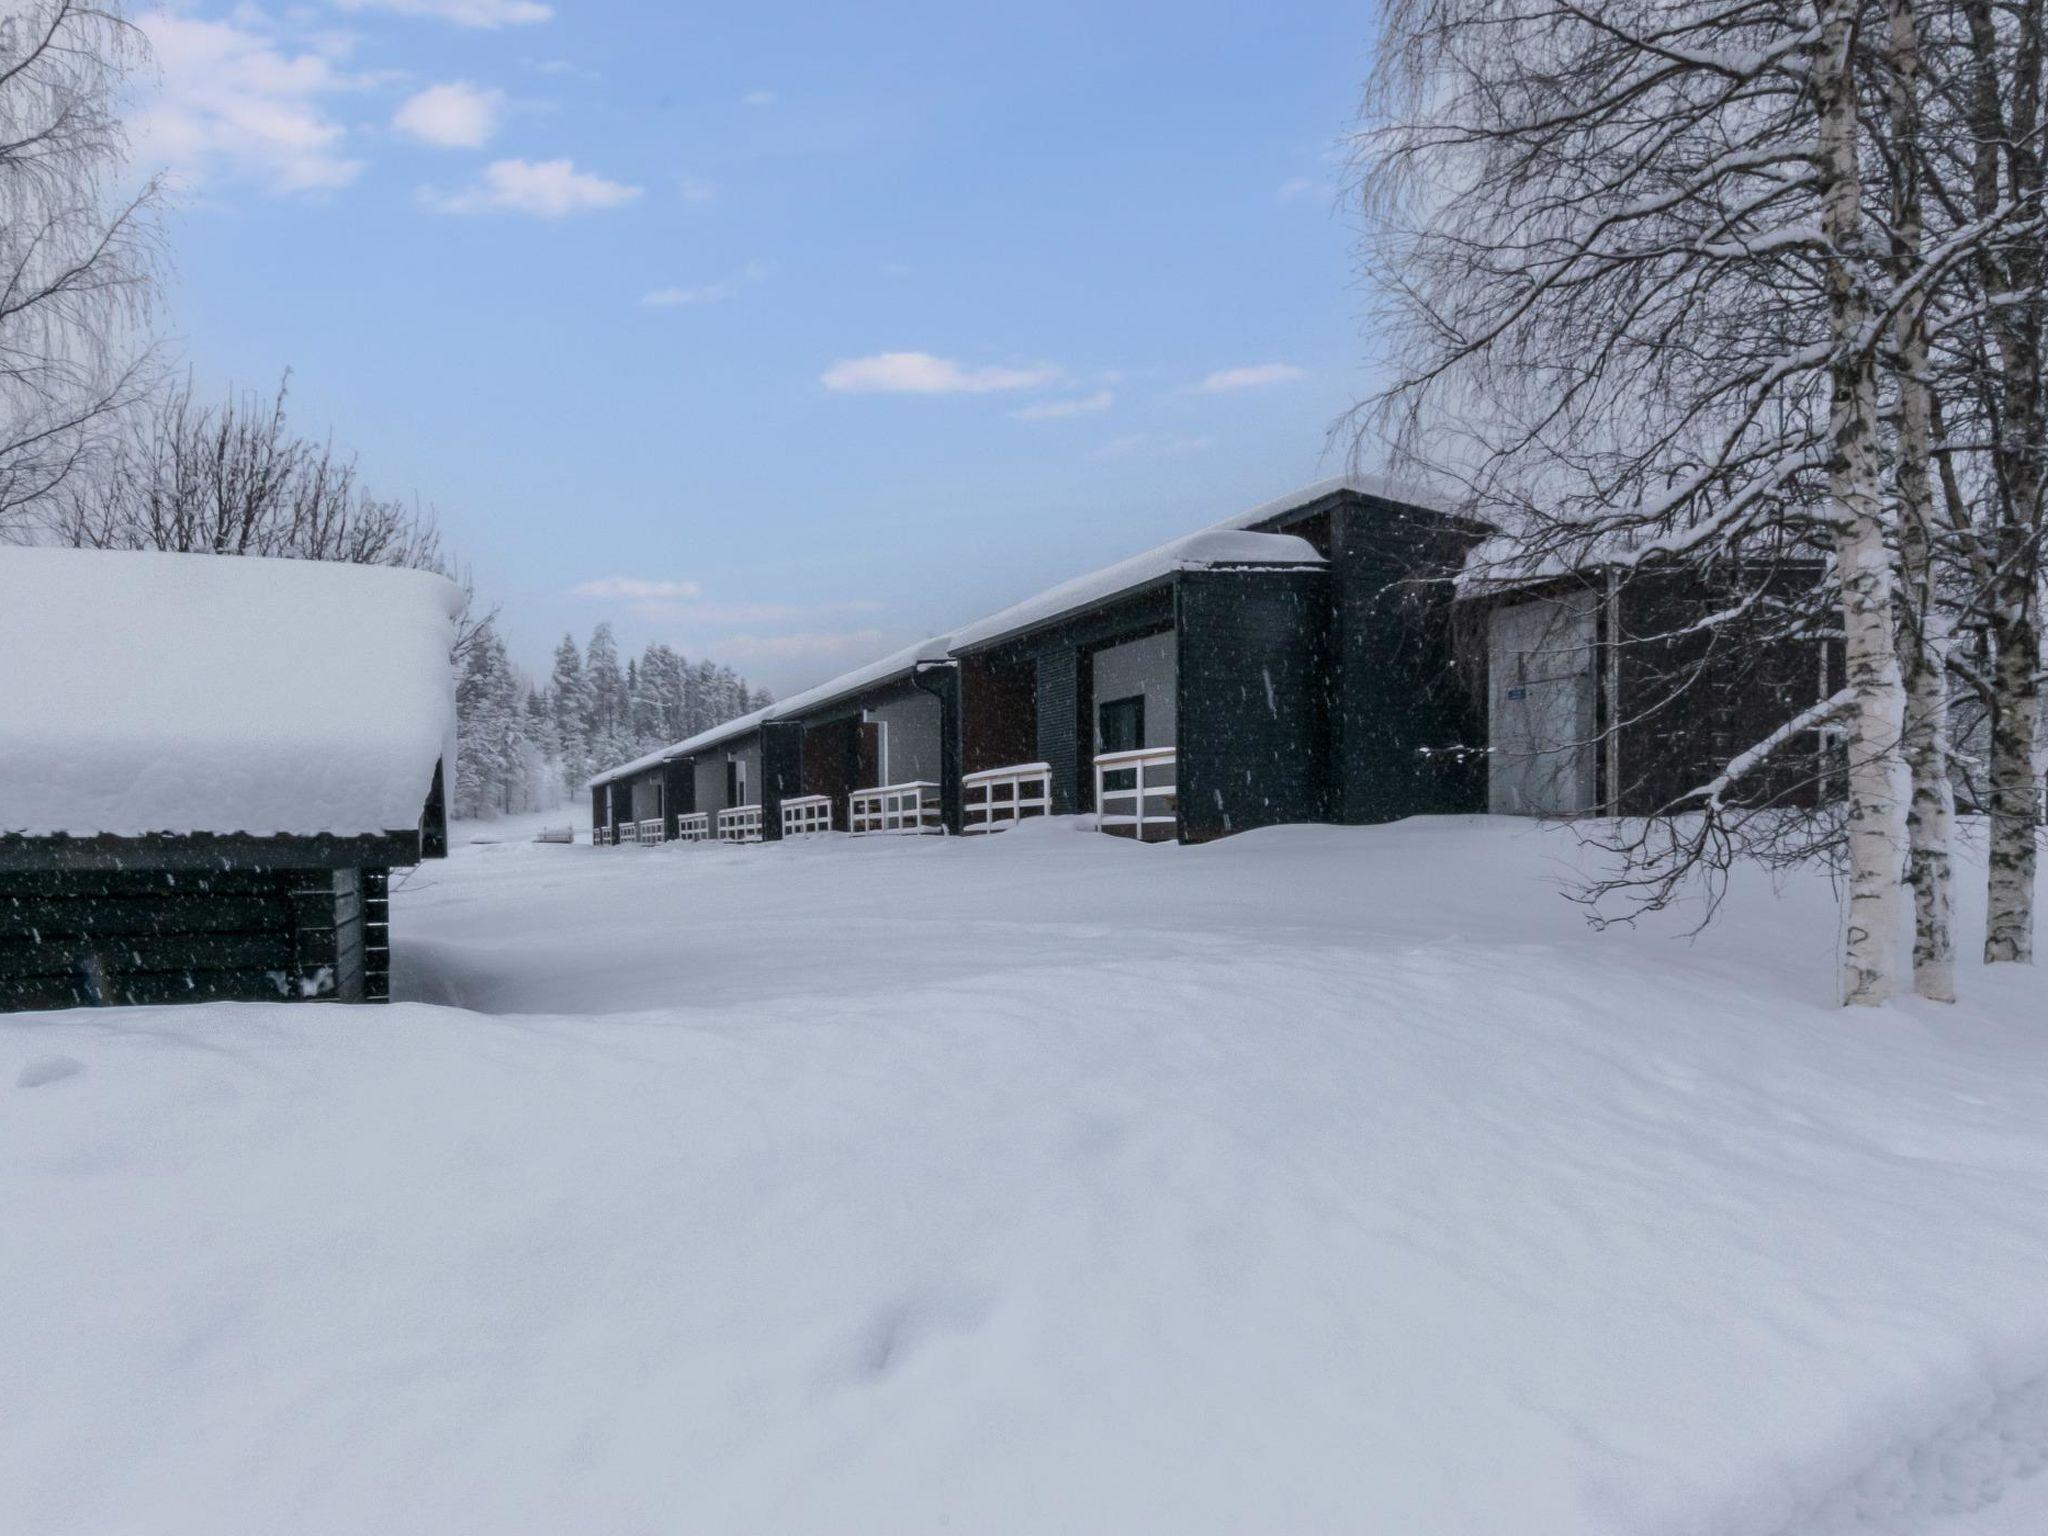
[1357,0,1919,1003]
[0,0,157,536]
[1879,0,1959,999]
[1950,0,2044,965]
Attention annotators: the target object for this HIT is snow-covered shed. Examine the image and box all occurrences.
[0,550,462,1009]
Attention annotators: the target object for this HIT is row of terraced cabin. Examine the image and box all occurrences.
[588,477,1837,846]
[589,477,1492,844]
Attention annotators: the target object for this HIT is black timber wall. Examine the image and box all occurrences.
[663,758,693,836]
[0,864,382,1012]
[1318,497,1488,822]
[760,721,804,840]
[1176,566,1331,841]
[1034,649,1082,815]
[1612,566,1833,815]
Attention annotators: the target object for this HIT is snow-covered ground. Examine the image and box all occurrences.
[4,814,2046,1535]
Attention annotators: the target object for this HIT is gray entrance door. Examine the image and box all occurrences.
[1488,593,1600,816]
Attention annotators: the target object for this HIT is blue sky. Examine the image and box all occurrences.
[135,0,1381,693]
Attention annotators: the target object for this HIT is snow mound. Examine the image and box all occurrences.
[0,549,461,839]
[5,819,2045,1534]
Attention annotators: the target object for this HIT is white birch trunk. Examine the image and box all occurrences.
[1985,597,2040,963]
[1817,0,1908,1006]
[1884,0,1956,1001]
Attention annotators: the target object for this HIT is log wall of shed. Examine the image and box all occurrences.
[0,863,385,1012]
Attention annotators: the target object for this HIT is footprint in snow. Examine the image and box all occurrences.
[848,1288,992,1383]
[16,1055,85,1089]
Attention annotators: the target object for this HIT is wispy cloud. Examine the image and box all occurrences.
[132,11,364,194]
[426,157,641,216]
[1276,176,1317,203]
[742,89,778,107]
[641,262,769,309]
[392,81,506,148]
[677,175,718,204]
[569,577,703,601]
[1011,389,1114,421]
[821,352,1059,395]
[1190,362,1306,393]
[336,0,552,27]
[1090,432,1213,463]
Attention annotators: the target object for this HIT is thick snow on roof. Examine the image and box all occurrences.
[949,528,1323,653]
[1208,471,1455,529]
[0,549,461,839]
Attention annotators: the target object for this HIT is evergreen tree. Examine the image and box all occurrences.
[548,634,591,796]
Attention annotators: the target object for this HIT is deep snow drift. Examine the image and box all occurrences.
[3,816,2045,1535]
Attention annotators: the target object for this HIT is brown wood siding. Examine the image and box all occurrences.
[960,655,1037,774]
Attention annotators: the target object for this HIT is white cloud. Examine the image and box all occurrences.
[569,578,703,601]
[641,262,768,308]
[132,10,363,194]
[336,0,552,27]
[677,175,719,204]
[1276,176,1317,202]
[1011,390,1114,421]
[1090,432,1213,463]
[1191,362,1306,393]
[392,81,506,148]
[742,90,777,107]
[820,352,1059,395]
[428,158,642,217]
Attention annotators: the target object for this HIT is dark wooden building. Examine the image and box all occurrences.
[1472,561,1834,817]
[0,550,461,1011]
[586,478,1493,849]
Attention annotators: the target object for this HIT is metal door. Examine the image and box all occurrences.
[1488,593,1599,815]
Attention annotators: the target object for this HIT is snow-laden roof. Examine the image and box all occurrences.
[586,476,1456,788]
[0,549,461,839]
[614,701,779,784]
[763,633,955,721]
[1208,471,1455,529]
[588,636,958,788]
[948,528,1323,653]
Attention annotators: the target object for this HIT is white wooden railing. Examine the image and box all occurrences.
[780,794,835,837]
[591,823,615,846]
[850,781,942,834]
[635,818,665,844]
[1094,747,1176,840]
[674,812,712,841]
[617,820,642,845]
[962,761,1051,833]
[716,804,762,842]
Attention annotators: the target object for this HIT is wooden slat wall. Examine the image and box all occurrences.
[0,864,385,1013]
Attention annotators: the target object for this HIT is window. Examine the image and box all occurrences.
[1098,695,1145,754]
